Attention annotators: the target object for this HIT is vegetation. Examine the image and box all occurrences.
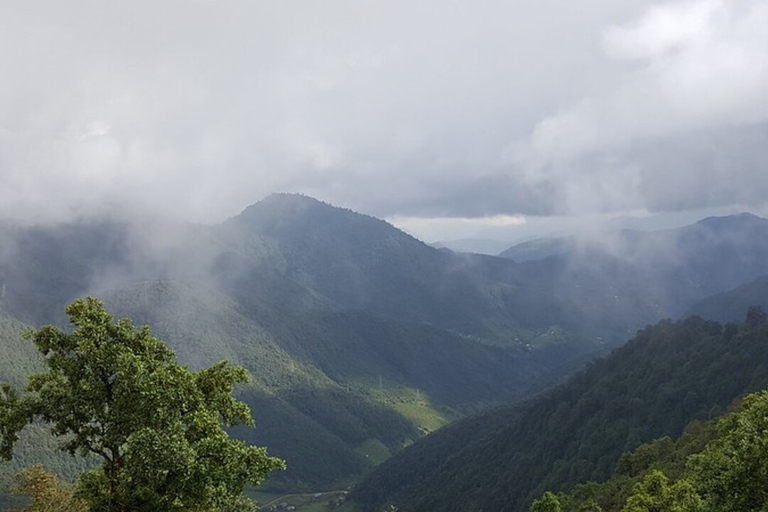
[530,492,563,512]
[689,390,768,511]
[0,297,285,512]
[532,384,768,511]
[351,311,768,512]
[3,197,768,495]
[12,464,89,512]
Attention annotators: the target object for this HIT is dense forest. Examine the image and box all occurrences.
[534,382,768,511]
[351,310,768,511]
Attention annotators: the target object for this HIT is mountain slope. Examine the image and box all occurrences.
[687,274,768,322]
[0,196,579,489]
[350,313,768,512]
[3,197,768,491]
[99,280,536,488]
[217,194,530,339]
[1,275,562,489]
[496,213,768,335]
[0,308,98,502]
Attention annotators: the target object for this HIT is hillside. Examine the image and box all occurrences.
[350,312,768,512]
[538,381,768,511]
[3,197,768,491]
[98,280,553,487]
[499,236,572,262]
[497,214,768,334]
[0,307,98,506]
[0,198,575,490]
[687,274,768,322]
[0,307,44,387]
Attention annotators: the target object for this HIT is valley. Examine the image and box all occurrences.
[2,195,768,510]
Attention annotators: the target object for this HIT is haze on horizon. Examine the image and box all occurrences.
[1,0,767,244]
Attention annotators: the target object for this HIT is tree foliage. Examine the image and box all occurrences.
[689,389,768,511]
[0,297,285,512]
[620,471,701,512]
[531,492,562,512]
[535,386,768,511]
[12,464,88,512]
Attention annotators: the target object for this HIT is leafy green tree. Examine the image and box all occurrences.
[0,297,285,512]
[690,390,768,511]
[577,501,604,511]
[531,492,562,512]
[620,470,701,512]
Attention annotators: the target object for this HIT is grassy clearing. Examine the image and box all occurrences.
[391,400,453,434]
[354,439,392,465]
[362,386,460,435]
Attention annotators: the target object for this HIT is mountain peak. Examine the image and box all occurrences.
[236,192,383,219]
[226,193,429,251]
[237,193,329,218]
[695,212,766,229]
[261,192,326,207]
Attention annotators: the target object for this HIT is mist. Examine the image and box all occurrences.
[1,0,766,242]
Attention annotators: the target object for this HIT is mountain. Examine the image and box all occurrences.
[496,213,768,334]
[0,277,554,491]
[686,274,768,322]
[350,313,768,512]
[2,196,768,492]
[97,279,557,486]
[432,238,514,255]
[498,236,573,262]
[0,195,577,490]
[215,194,574,342]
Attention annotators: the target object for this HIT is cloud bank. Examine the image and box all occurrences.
[0,0,766,229]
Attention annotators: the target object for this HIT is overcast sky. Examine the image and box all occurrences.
[1,0,767,242]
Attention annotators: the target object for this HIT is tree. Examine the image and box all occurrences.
[0,297,285,512]
[620,470,702,512]
[577,501,604,512]
[689,389,768,511]
[531,491,562,512]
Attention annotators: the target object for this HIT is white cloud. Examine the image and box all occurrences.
[508,0,768,215]
[603,0,721,60]
[0,0,765,227]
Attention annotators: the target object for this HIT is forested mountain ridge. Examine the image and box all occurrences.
[4,196,768,345]
[2,195,768,492]
[537,358,768,511]
[0,196,583,491]
[350,313,768,512]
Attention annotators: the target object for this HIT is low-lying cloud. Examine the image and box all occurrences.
[508,0,768,216]
[0,0,765,229]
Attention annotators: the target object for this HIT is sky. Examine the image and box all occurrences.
[1,0,767,244]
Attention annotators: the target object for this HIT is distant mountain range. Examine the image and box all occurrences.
[497,213,768,335]
[432,238,515,255]
[2,194,768,492]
